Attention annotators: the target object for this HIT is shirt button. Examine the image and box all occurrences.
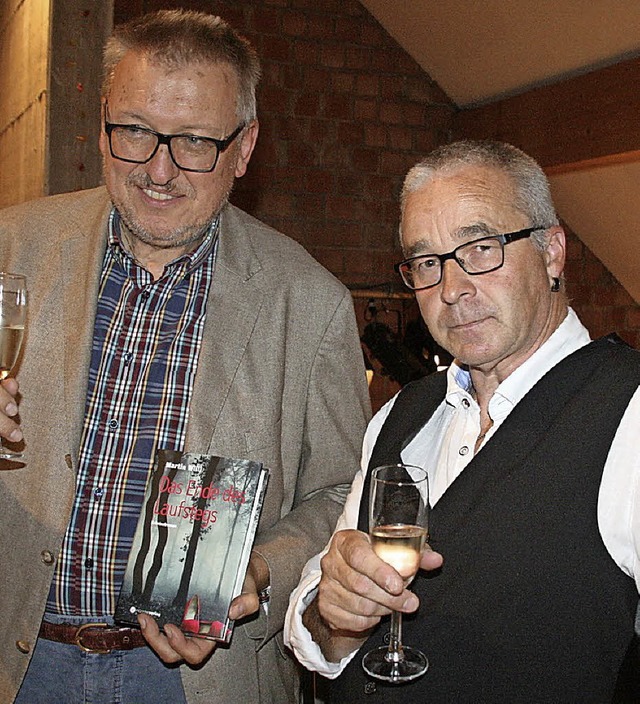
[462,398,470,408]
[459,446,469,455]
[141,290,150,300]
[41,550,55,566]
[94,487,104,500]
[85,558,94,569]
[108,418,119,430]
[123,352,133,366]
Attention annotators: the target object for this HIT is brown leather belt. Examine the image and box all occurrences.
[39,621,147,654]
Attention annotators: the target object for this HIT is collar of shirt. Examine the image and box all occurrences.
[444,308,591,424]
[396,308,591,504]
[107,208,219,283]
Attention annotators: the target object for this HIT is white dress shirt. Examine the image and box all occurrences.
[284,308,640,677]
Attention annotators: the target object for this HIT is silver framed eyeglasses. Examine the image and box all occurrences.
[103,102,245,173]
[394,226,543,291]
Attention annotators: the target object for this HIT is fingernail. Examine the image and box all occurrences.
[9,428,22,442]
[403,594,419,611]
[138,614,148,629]
[6,402,17,417]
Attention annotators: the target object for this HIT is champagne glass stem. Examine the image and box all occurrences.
[387,610,403,663]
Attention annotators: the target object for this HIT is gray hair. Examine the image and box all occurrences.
[401,140,559,250]
[102,9,261,123]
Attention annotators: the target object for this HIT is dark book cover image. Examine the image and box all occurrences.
[115,450,269,643]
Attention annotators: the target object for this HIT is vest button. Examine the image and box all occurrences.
[16,640,31,654]
[41,550,55,565]
[364,681,377,694]
[383,631,391,644]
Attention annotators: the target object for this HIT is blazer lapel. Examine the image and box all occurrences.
[185,205,264,453]
[61,207,110,466]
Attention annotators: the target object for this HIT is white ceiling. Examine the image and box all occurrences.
[360,0,640,302]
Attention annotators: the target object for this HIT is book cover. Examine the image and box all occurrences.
[115,449,269,643]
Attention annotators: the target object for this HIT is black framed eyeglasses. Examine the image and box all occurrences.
[103,103,245,173]
[395,226,543,291]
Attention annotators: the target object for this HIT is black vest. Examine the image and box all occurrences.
[331,336,640,703]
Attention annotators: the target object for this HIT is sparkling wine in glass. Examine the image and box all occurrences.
[0,273,27,460]
[362,463,429,683]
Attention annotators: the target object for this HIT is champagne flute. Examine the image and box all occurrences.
[362,463,429,683]
[0,273,27,459]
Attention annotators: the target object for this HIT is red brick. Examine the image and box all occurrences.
[356,74,379,97]
[282,11,307,36]
[294,92,321,118]
[334,16,363,43]
[287,140,320,168]
[302,67,333,92]
[259,84,292,113]
[351,147,380,173]
[324,94,352,120]
[332,72,356,94]
[389,126,413,151]
[305,169,335,193]
[326,194,361,220]
[334,173,365,198]
[293,40,320,64]
[271,166,308,191]
[363,174,394,199]
[364,124,387,148]
[251,7,281,34]
[305,14,335,39]
[320,44,345,69]
[380,75,405,101]
[354,98,378,121]
[338,121,365,146]
[344,46,371,70]
[414,128,438,154]
[261,35,292,62]
[361,21,388,48]
[293,193,325,219]
[380,151,416,177]
[322,142,350,168]
[306,118,332,143]
[379,102,404,125]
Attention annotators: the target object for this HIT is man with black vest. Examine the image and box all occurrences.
[285,140,640,702]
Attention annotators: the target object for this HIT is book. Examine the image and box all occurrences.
[115,449,269,643]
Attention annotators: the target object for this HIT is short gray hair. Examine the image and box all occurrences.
[401,140,559,250]
[102,9,261,123]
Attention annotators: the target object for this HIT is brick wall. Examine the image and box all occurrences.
[565,229,640,348]
[113,0,640,376]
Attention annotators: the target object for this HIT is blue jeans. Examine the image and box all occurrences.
[15,637,187,704]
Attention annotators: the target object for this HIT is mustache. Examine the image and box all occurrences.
[127,173,181,195]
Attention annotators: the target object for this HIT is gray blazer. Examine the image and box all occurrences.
[0,187,371,703]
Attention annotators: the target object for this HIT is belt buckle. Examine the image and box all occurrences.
[74,622,111,654]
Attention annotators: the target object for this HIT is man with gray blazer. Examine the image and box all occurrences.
[0,10,370,704]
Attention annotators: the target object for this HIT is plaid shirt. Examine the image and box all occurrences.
[46,210,217,618]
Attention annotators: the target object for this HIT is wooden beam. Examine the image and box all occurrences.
[452,56,640,170]
[47,0,114,196]
[544,149,640,176]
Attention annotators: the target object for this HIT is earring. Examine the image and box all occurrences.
[550,277,560,293]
